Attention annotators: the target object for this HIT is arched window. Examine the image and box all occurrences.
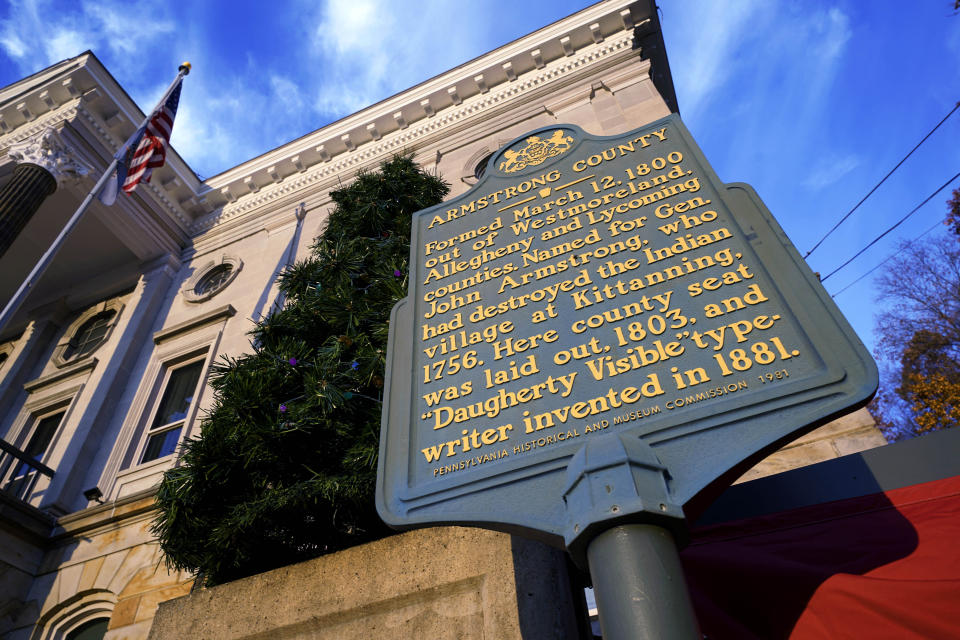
[474,152,494,180]
[33,590,116,640]
[182,255,243,303]
[65,618,108,640]
[61,311,116,361]
[194,263,234,297]
[51,299,125,367]
[0,339,14,379]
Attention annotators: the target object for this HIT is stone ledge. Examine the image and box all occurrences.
[0,490,55,543]
[148,526,583,640]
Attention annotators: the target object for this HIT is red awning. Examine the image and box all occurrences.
[682,475,960,639]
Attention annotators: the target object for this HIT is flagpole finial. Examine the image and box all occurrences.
[179,62,192,75]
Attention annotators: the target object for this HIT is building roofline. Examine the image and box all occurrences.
[201,0,675,190]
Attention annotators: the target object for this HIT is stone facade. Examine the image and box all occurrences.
[1,490,193,639]
[0,2,885,638]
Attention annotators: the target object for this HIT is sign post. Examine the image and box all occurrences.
[588,524,699,639]
[378,115,877,637]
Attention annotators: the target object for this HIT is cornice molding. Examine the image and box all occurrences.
[24,357,97,392]
[74,102,192,228]
[0,94,194,232]
[153,304,236,344]
[201,1,650,188]
[0,99,82,152]
[0,1,662,239]
[183,192,332,263]
[190,30,638,235]
[52,488,157,540]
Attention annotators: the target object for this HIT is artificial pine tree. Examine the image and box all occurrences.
[152,156,449,585]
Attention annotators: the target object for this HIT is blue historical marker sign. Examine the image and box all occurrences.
[377,115,876,560]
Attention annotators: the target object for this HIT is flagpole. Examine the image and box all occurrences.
[0,63,191,337]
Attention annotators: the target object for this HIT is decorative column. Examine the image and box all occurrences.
[0,128,90,258]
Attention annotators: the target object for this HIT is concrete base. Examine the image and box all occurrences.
[148,527,584,640]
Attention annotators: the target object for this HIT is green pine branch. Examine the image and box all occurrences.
[152,156,448,585]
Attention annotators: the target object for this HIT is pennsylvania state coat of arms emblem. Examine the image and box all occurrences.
[498,130,574,173]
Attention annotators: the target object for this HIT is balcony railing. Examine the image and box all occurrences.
[0,438,54,503]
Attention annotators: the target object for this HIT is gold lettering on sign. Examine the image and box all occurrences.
[415,123,813,472]
[499,130,574,173]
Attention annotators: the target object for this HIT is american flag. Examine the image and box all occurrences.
[99,79,182,206]
[122,80,182,193]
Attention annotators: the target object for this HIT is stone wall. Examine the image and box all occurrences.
[736,407,885,483]
[0,492,53,637]
[148,527,585,640]
[4,491,193,640]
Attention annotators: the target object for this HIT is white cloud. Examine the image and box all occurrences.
[0,32,26,58]
[45,30,87,62]
[169,82,266,178]
[318,0,380,56]
[0,0,242,177]
[0,0,559,177]
[311,0,407,115]
[143,0,499,175]
[661,0,766,121]
[663,2,852,129]
[171,102,237,178]
[167,70,318,178]
[803,153,860,190]
[1,0,53,69]
[0,0,176,75]
[269,74,308,128]
[812,8,851,63]
[310,0,488,117]
[81,0,176,58]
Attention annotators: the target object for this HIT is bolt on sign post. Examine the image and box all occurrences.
[377,115,877,638]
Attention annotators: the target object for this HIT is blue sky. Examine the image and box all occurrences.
[1,0,958,363]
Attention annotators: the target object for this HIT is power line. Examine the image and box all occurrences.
[830,219,943,297]
[804,101,960,259]
[820,170,960,282]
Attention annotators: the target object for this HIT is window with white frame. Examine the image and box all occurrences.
[106,304,234,500]
[3,407,65,500]
[139,356,205,463]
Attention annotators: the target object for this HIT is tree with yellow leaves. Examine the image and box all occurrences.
[874,234,960,438]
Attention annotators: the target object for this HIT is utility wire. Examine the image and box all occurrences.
[821,170,960,282]
[804,101,960,259]
[830,219,943,297]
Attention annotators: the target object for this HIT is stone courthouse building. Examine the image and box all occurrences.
[0,1,885,638]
